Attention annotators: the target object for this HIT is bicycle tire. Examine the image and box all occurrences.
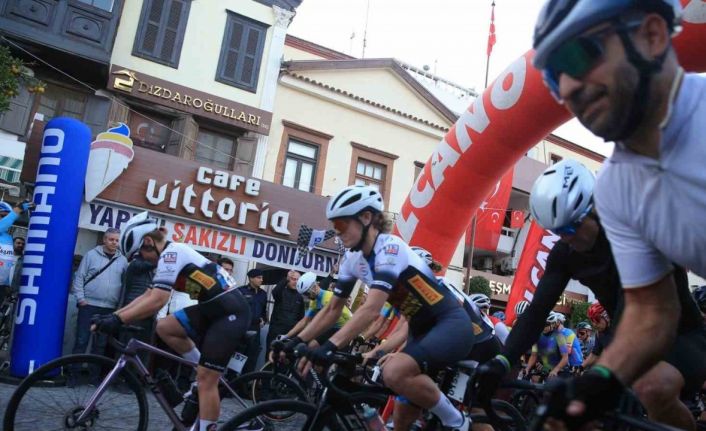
[510,389,541,422]
[222,370,308,421]
[3,354,148,431]
[218,399,320,431]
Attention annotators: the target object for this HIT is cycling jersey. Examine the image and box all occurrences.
[152,242,250,372]
[335,233,474,370]
[306,289,352,329]
[532,330,568,371]
[559,327,584,367]
[439,277,495,344]
[153,242,235,303]
[0,211,18,285]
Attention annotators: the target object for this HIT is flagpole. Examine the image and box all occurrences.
[466,0,496,292]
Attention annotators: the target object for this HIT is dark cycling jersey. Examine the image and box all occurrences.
[440,277,496,344]
[503,223,704,366]
[152,242,250,372]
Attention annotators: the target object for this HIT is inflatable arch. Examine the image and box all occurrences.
[396,0,706,267]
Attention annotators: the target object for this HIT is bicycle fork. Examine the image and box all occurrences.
[75,356,129,425]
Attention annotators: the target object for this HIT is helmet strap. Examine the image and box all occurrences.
[350,217,372,252]
[610,24,669,141]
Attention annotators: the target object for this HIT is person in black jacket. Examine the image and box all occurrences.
[265,270,304,357]
[118,254,156,361]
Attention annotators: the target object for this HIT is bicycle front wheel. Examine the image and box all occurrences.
[3,354,148,431]
[218,399,320,431]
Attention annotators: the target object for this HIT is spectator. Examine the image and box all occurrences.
[0,201,31,300]
[217,257,234,276]
[9,236,25,294]
[266,270,305,356]
[70,228,128,360]
[237,268,268,374]
[118,253,156,361]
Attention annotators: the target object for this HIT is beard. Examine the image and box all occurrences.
[569,62,639,141]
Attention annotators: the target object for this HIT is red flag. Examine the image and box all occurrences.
[504,222,560,325]
[467,169,513,251]
[510,210,525,228]
[487,1,497,57]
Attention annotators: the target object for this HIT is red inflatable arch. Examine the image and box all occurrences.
[396,0,706,267]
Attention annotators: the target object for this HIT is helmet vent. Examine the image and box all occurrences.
[569,176,579,191]
[341,194,362,208]
[551,198,558,219]
[543,169,556,176]
[574,194,584,210]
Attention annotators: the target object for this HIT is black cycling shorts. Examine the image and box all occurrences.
[174,290,251,372]
[664,324,706,396]
[467,336,502,364]
[402,306,475,373]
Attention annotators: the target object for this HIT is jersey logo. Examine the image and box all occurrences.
[189,270,216,290]
[472,323,484,336]
[383,244,399,255]
[163,252,177,263]
[408,275,443,305]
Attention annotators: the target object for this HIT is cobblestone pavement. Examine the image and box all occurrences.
[0,381,311,430]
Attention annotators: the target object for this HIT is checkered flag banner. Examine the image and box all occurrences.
[295,225,337,265]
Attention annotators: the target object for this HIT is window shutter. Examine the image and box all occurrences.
[224,21,244,81]
[83,95,111,138]
[216,13,267,92]
[239,25,264,88]
[141,0,165,54]
[160,0,185,62]
[134,0,190,67]
[0,86,32,136]
[167,115,197,159]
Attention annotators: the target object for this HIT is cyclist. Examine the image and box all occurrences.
[282,185,475,430]
[0,201,31,297]
[492,311,506,323]
[469,293,509,345]
[525,312,571,380]
[475,159,706,429]
[531,0,706,427]
[91,212,251,431]
[575,321,595,360]
[280,271,352,346]
[514,300,530,319]
[554,313,583,370]
[582,302,612,370]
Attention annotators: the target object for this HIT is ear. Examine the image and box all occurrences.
[641,13,671,58]
[158,226,169,235]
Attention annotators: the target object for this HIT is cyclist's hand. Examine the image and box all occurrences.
[90,313,124,335]
[475,355,511,405]
[377,352,396,368]
[545,365,625,428]
[362,348,385,365]
[548,369,559,379]
[278,336,301,362]
[307,340,337,365]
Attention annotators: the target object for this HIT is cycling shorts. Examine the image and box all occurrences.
[174,290,251,372]
[402,306,474,373]
[467,336,502,364]
[664,324,706,396]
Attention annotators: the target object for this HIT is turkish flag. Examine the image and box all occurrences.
[504,221,559,325]
[467,169,513,251]
[510,210,525,228]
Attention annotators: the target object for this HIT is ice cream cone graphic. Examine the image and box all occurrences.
[85,123,135,202]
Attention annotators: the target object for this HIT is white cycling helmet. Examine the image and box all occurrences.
[533,0,682,69]
[546,312,562,324]
[326,185,384,220]
[515,300,530,316]
[469,293,491,309]
[530,159,595,231]
[555,312,566,323]
[411,246,433,267]
[296,272,318,295]
[120,211,159,257]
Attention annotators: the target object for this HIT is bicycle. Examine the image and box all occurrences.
[0,291,18,352]
[3,327,306,431]
[220,345,527,431]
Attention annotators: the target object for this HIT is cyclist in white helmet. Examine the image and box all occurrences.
[469,293,510,345]
[92,212,250,431]
[475,159,706,429]
[514,300,530,318]
[282,185,476,430]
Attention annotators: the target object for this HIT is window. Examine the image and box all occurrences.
[194,129,255,175]
[127,110,171,152]
[216,12,268,92]
[77,0,114,11]
[282,140,318,192]
[0,156,22,184]
[36,85,87,120]
[349,142,398,208]
[276,121,331,195]
[354,159,385,191]
[549,153,563,164]
[414,161,424,182]
[133,0,191,68]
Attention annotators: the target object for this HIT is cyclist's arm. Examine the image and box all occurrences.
[362,314,386,340]
[583,352,598,368]
[596,273,679,385]
[494,321,510,345]
[503,251,571,364]
[286,316,311,338]
[373,318,392,339]
[0,210,18,233]
[329,288,388,349]
[551,352,569,375]
[71,255,89,303]
[298,296,345,343]
[525,351,538,372]
[116,287,171,323]
[371,317,408,355]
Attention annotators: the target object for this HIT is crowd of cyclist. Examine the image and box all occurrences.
[25,0,706,430]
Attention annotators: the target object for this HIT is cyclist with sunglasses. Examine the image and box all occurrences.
[475,159,706,429]
[284,184,475,431]
[531,0,706,428]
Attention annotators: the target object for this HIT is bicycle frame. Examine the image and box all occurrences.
[75,337,248,431]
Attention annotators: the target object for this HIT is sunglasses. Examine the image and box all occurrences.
[331,217,355,234]
[553,206,592,236]
[543,22,641,101]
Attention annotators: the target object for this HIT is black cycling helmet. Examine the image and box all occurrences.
[533,0,682,141]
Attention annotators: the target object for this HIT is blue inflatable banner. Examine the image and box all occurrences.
[11,118,91,377]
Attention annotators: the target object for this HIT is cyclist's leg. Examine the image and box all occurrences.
[633,361,694,430]
[392,396,421,431]
[157,309,200,356]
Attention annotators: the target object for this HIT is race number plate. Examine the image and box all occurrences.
[447,371,470,403]
[227,352,248,373]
